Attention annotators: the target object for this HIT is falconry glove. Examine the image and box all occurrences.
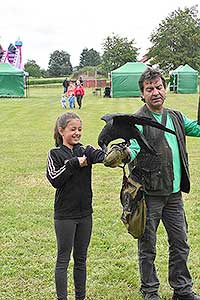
[103,143,130,168]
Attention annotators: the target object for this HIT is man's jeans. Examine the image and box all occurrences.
[138,192,193,295]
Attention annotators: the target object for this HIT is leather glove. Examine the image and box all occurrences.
[103,143,130,168]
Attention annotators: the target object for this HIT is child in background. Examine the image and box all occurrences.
[46,112,105,300]
[66,81,75,109]
[60,94,66,108]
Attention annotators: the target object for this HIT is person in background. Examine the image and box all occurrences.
[60,94,67,109]
[103,67,200,300]
[66,81,75,109]
[46,112,105,300]
[63,78,70,93]
[0,44,4,60]
[74,80,85,109]
[79,76,84,86]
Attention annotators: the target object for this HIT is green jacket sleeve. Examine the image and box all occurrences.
[183,114,200,136]
[128,124,142,161]
[128,139,141,161]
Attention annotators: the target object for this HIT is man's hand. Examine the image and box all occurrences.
[103,144,130,168]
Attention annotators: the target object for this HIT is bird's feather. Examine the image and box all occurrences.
[98,113,176,154]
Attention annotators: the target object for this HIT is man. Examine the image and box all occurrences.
[104,68,200,300]
[63,77,69,93]
[79,76,84,86]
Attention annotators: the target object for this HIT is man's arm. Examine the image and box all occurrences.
[182,114,200,137]
[128,124,142,161]
[128,139,141,161]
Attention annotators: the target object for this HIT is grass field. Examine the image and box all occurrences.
[0,86,200,300]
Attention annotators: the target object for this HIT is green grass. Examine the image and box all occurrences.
[0,87,200,300]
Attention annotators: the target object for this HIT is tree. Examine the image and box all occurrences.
[40,68,49,78]
[48,50,73,77]
[24,60,42,77]
[79,48,102,68]
[147,5,200,72]
[101,33,139,74]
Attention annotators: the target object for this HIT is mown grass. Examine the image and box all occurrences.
[0,87,200,300]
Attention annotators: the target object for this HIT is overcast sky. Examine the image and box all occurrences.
[0,0,198,69]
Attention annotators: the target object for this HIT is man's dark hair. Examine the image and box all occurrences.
[138,67,166,93]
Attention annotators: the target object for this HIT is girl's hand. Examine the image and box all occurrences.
[78,155,88,167]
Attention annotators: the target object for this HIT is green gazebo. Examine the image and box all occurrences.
[0,63,24,97]
[172,64,198,94]
[111,62,147,98]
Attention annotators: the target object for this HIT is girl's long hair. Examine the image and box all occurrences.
[53,112,81,146]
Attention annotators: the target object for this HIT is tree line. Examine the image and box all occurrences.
[24,5,200,78]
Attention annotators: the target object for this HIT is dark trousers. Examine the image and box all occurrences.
[138,192,193,296]
[54,215,92,300]
[76,96,83,109]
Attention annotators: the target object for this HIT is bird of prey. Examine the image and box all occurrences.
[98,113,176,154]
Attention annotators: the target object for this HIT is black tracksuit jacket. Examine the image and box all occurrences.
[46,143,105,219]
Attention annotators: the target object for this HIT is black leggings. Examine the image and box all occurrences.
[76,95,83,108]
[54,215,92,300]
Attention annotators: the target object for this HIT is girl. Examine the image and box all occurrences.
[46,112,105,300]
[74,80,85,109]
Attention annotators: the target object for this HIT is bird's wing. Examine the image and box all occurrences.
[98,118,157,154]
[101,113,120,123]
[99,113,176,155]
[112,114,176,135]
[101,113,135,123]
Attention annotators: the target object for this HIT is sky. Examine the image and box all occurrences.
[0,0,199,69]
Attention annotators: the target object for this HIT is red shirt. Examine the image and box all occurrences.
[74,85,84,96]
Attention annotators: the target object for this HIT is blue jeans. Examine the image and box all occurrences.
[138,192,193,295]
[68,95,75,109]
[54,216,92,300]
